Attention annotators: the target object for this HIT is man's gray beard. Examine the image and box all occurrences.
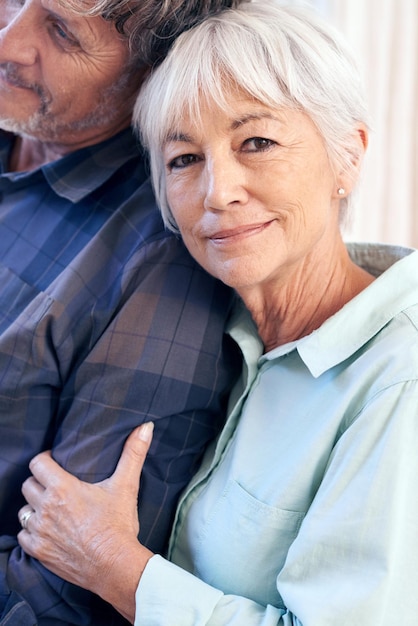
[0,69,136,141]
[0,112,56,138]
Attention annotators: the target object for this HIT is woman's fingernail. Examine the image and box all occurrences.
[138,422,154,443]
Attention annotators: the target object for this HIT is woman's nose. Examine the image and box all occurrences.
[203,156,249,211]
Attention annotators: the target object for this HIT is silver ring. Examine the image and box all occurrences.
[19,508,35,530]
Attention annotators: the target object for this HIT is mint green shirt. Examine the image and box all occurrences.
[136,243,418,625]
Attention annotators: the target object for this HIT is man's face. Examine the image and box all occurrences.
[0,0,141,146]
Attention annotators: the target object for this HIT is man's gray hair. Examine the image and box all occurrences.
[134,0,370,232]
[60,0,247,67]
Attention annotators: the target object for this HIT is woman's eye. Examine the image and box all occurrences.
[168,154,199,170]
[243,137,276,152]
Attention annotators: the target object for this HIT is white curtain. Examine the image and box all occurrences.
[307,0,418,247]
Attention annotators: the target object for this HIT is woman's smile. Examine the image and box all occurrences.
[208,220,276,245]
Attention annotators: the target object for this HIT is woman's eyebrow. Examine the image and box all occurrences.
[164,132,194,144]
[164,112,283,145]
[230,112,281,130]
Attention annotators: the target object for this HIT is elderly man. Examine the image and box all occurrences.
[0,0,241,624]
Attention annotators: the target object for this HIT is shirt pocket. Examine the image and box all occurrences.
[193,479,305,609]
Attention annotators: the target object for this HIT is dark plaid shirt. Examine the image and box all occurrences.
[0,129,240,625]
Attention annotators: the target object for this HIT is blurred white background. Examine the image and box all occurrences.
[299,0,418,247]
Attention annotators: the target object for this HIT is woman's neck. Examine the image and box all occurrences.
[238,244,375,353]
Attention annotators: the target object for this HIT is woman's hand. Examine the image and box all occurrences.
[18,422,155,623]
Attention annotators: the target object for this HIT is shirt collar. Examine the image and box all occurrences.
[0,127,143,202]
[287,243,417,377]
[228,242,418,379]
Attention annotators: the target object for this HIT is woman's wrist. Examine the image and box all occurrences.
[94,540,154,624]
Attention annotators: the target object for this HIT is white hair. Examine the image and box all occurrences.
[134,0,369,232]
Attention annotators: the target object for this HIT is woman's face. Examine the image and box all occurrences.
[162,93,342,294]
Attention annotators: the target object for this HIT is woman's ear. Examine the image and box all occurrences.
[358,125,369,152]
[334,123,369,198]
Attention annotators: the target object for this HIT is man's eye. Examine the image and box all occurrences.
[51,21,79,47]
[168,154,199,169]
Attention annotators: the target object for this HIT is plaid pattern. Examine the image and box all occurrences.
[0,130,240,625]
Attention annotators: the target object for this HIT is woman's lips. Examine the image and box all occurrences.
[209,220,274,243]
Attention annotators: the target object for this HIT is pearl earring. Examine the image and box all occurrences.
[337,188,345,196]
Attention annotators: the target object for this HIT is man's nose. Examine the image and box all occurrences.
[0,4,38,66]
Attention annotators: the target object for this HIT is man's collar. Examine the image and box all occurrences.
[0,128,143,202]
[42,128,143,202]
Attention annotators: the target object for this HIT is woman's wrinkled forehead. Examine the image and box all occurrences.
[159,79,292,154]
[160,88,229,144]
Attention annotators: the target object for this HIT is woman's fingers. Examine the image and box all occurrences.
[23,421,154,505]
[28,450,68,487]
[17,422,154,572]
[18,504,36,532]
[16,422,155,604]
[107,422,154,495]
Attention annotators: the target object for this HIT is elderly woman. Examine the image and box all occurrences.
[17,1,418,624]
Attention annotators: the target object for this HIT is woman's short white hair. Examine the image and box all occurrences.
[134,0,369,232]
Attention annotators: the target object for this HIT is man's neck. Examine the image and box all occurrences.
[9,135,69,172]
